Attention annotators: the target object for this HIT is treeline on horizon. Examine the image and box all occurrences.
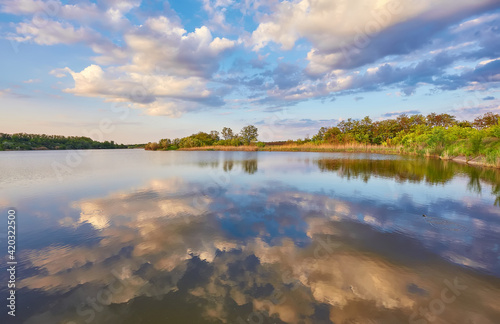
[146,112,500,164]
[145,125,260,150]
[0,133,128,151]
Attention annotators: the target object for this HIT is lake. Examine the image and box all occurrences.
[1,149,500,324]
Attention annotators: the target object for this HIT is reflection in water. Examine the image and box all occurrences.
[317,157,500,205]
[198,154,258,175]
[1,151,500,324]
[242,159,258,174]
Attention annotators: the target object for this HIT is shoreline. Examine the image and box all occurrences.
[178,145,500,169]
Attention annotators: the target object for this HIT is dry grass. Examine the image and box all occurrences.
[179,143,403,154]
[179,145,258,151]
[262,143,403,154]
[172,143,500,168]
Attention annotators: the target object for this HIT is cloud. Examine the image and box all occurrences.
[3,0,500,115]
[483,96,495,100]
[250,0,500,71]
[1,0,137,29]
[17,13,236,117]
[10,19,99,45]
[0,88,31,98]
[57,64,223,117]
[23,78,41,83]
[202,0,234,31]
[450,104,500,120]
[49,67,71,78]
[380,110,421,118]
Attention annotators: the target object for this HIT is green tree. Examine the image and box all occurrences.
[221,127,234,140]
[473,112,500,129]
[324,127,342,143]
[210,131,220,142]
[240,125,258,145]
[312,127,328,141]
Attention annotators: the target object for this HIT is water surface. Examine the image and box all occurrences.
[1,150,500,324]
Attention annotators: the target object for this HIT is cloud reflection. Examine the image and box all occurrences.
[13,158,500,324]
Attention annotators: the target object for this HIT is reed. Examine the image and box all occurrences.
[179,145,258,151]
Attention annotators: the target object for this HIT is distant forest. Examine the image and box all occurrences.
[0,133,129,151]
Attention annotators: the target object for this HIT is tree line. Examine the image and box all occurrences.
[0,133,127,151]
[145,125,260,150]
[307,112,499,144]
[300,112,500,164]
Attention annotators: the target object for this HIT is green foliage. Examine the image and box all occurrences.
[240,125,259,145]
[0,133,127,151]
[280,111,499,162]
[473,112,500,129]
[488,125,500,138]
[145,126,258,150]
[467,131,484,156]
[221,127,234,140]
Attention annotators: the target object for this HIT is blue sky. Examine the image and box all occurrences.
[0,0,499,144]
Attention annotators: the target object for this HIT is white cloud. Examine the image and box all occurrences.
[250,0,498,74]
[11,19,97,45]
[5,2,236,117]
[1,0,137,29]
[49,67,71,78]
[23,78,41,83]
[53,16,235,116]
[59,63,224,116]
[202,0,234,31]
[0,0,43,15]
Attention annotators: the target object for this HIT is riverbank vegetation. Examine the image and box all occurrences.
[145,125,260,150]
[302,112,500,167]
[146,112,500,168]
[0,133,128,150]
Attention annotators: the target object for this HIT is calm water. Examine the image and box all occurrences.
[1,150,500,324]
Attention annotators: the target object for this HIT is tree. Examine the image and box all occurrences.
[312,127,328,141]
[191,132,213,145]
[221,127,234,140]
[145,142,159,150]
[426,113,456,128]
[159,138,171,149]
[240,125,258,145]
[324,127,342,143]
[473,112,500,129]
[210,130,220,142]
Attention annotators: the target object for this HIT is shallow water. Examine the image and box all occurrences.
[1,149,499,324]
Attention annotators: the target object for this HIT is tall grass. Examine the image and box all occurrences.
[179,145,258,151]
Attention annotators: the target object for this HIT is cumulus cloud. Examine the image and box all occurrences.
[48,16,236,116]
[1,0,137,29]
[6,9,236,116]
[10,19,98,45]
[3,0,500,114]
[250,0,499,71]
[202,0,234,31]
[2,0,239,116]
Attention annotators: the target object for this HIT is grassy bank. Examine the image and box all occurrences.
[151,112,500,169]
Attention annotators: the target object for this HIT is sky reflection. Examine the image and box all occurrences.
[1,151,499,323]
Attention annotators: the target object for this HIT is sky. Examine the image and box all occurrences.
[0,0,500,144]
